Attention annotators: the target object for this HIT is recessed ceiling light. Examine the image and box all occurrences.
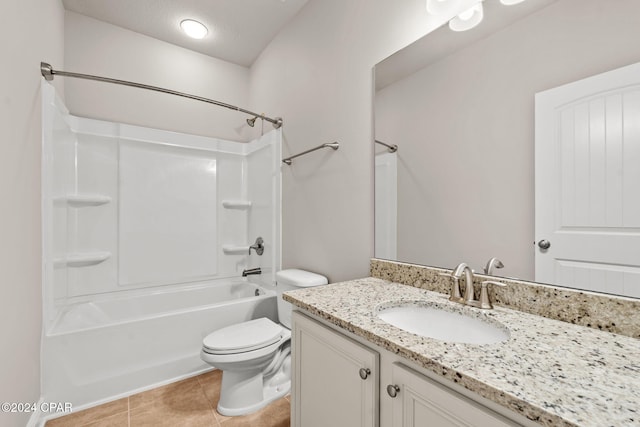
[180,19,208,39]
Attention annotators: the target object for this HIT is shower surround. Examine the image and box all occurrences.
[40,82,282,410]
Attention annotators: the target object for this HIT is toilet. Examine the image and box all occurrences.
[200,269,328,416]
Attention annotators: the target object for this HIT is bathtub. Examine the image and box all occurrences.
[42,279,277,410]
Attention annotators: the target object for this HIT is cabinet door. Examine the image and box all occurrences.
[386,363,518,427]
[292,311,379,427]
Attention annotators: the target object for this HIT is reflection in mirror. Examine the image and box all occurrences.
[374,0,640,298]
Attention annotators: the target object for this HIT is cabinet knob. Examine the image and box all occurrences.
[359,368,371,380]
[386,384,400,398]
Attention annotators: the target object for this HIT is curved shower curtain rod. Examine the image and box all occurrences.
[40,62,283,129]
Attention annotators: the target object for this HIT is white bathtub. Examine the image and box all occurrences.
[42,279,277,410]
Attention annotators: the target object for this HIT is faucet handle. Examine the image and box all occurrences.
[479,281,506,309]
[249,237,264,255]
[483,257,504,275]
[438,272,464,303]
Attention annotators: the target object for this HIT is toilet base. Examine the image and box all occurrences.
[216,355,291,416]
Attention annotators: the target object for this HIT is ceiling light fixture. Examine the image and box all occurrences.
[180,19,208,39]
[449,2,484,32]
[427,0,525,32]
[426,0,462,15]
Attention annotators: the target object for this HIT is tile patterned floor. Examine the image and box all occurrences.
[45,370,290,427]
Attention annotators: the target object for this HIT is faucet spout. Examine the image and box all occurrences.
[484,257,504,275]
[451,263,477,306]
[242,267,262,277]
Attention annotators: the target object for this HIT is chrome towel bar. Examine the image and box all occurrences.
[282,142,339,165]
[375,140,398,153]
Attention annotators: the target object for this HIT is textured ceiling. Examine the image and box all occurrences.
[62,0,309,67]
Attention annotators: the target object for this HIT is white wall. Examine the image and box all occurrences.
[249,0,477,282]
[375,0,640,280]
[64,11,254,142]
[0,0,65,426]
[63,0,478,284]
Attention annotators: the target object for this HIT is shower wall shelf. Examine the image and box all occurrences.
[54,252,112,268]
[55,194,112,207]
[222,245,250,255]
[222,200,252,210]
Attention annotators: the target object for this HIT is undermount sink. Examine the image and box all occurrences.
[375,302,510,345]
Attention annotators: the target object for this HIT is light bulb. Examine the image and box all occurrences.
[458,7,477,21]
[180,19,208,39]
[449,2,484,32]
[426,0,462,15]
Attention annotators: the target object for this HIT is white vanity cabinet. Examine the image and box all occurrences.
[292,310,379,427]
[387,362,517,427]
[292,311,525,427]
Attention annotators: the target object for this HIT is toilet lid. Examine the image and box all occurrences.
[203,318,284,354]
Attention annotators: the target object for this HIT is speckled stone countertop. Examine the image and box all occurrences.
[284,278,640,427]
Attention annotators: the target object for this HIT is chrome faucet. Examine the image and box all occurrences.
[249,237,264,256]
[483,257,504,275]
[451,263,478,307]
[442,262,507,309]
[242,267,262,277]
[478,280,507,309]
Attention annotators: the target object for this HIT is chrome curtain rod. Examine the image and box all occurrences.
[40,62,283,129]
[375,139,398,153]
[282,142,339,165]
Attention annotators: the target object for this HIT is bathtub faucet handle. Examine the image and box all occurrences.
[249,237,264,256]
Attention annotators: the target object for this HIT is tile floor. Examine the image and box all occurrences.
[45,370,290,427]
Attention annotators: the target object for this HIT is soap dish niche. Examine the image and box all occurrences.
[53,251,111,268]
[55,194,112,207]
[222,245,249,255]
[222,200,252,210]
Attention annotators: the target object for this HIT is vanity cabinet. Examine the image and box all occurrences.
[387,362,516,427]
[292,310,379,427]
[292,311,522,427]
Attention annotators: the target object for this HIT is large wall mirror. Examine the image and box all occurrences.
[374,0,640,298]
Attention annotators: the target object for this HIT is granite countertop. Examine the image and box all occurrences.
[283,278,640,427]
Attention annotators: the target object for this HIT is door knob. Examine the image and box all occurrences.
[386,384,400,398]
[537,239,551,250]
[359,368,371,380]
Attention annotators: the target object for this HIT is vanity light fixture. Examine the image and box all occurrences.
[449,1,484,32]
[428,0,524,32]
[180,19,208,39]
[426,0,462,15]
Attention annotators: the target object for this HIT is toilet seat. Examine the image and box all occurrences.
[203,318,285,355]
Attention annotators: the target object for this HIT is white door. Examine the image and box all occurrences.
[535,61,640,297]
[292,311,379,427]
[387,363,515,427]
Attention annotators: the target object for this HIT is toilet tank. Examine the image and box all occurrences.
[276,269,328,329]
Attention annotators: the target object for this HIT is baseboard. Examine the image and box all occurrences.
[25,398,44,427]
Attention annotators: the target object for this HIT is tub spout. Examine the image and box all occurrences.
[242,268,262,277]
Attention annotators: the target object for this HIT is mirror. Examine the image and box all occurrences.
[374,0,640,297]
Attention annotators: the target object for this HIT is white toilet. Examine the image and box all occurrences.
[200,269,328,416]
